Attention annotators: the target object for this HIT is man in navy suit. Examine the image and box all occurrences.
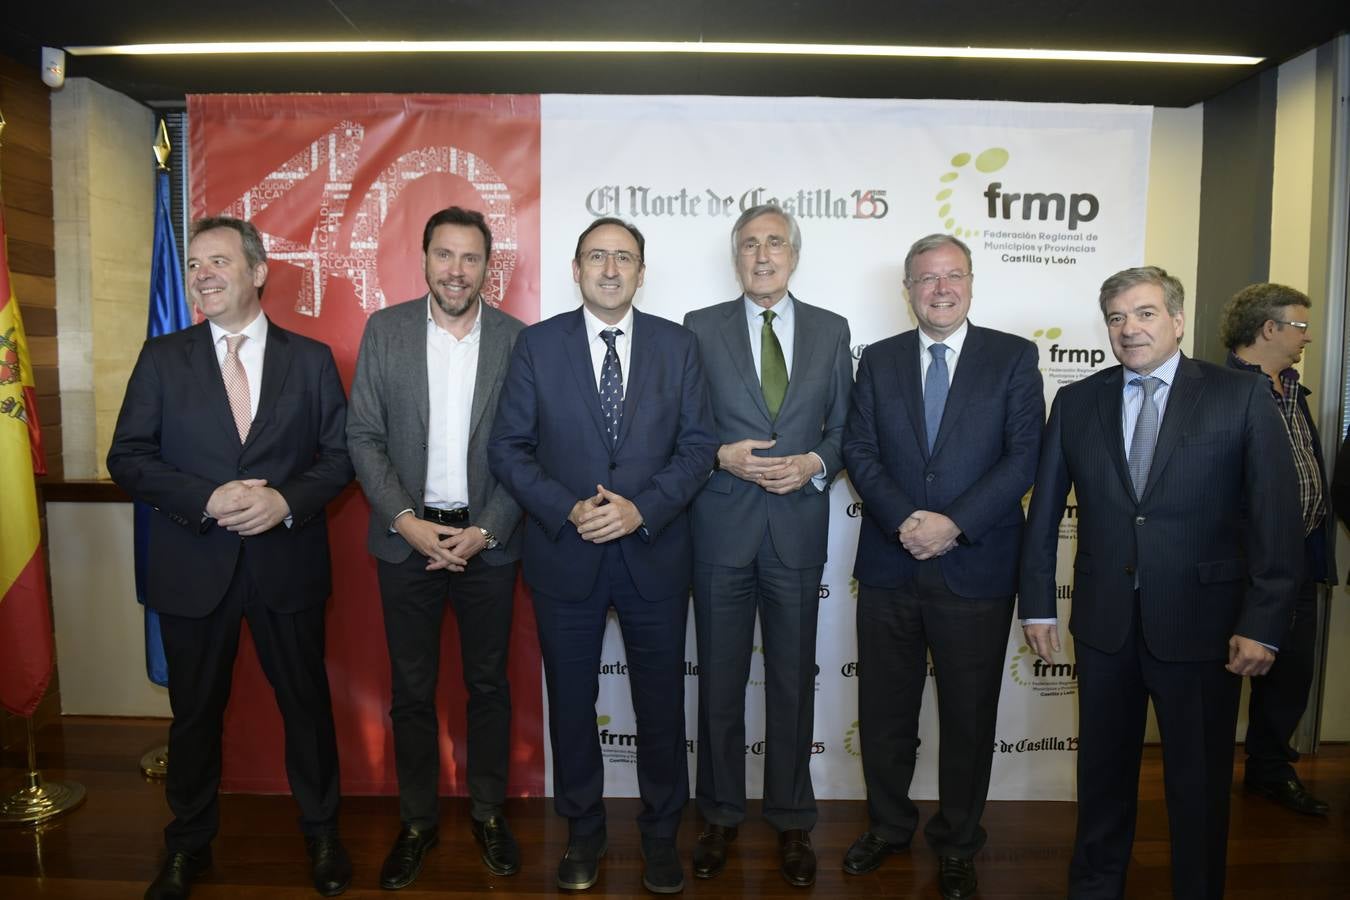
[1020,266,1302,899]
[108,217,354,899]
[489,218,716,894]
[842,234,1043,900]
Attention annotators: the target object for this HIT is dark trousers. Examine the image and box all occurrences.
[1070,601,1241,900]
[158,550,339,852]
[1244,579,1318,783]
[856,563,1012,858]
[532,542,689,840]
[378,552,517,826]
[692,531,822,832]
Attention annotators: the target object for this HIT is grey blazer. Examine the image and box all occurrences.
[683,295,852,568]
[347,295,525,565]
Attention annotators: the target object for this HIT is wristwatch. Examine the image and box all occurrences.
[478,527,500,550]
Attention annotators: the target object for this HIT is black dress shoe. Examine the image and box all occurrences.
[145,847,211,900]
[842,831,908,875]
[379,824,440,890]
[938,856,978,900]
[1245,777,1331,816]
[557,827,607,891]
[305,834,352,897]
[640,837,684,894]
[471,815,521,876]
[691,824,737,879]
[778,828,816,888]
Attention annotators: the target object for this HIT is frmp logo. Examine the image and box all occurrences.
[934,147,1010,237]
[1031,327,1107,368]
[1008,645,1079,697]
[844,720,861,758]
[984,183,1099,231]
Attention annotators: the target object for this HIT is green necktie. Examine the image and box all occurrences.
[760,309,788,419]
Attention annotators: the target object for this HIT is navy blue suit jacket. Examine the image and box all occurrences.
[488,308,717,602]
[843,324,1044,597]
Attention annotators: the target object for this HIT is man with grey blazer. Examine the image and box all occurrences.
[347,207,525,890]
[682,205,853,888]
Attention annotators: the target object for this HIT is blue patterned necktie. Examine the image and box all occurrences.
[924,343,949,453]
[599,328,624,445]
[1128,375,1161,499]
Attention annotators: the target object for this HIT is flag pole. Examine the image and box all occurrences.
[0,105,86,825]
[0,716,85,825]
[139,118,173,780]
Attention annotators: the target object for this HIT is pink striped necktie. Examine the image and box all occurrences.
[221,334,251,442]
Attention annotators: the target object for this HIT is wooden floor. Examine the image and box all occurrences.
[1,718,1347,898]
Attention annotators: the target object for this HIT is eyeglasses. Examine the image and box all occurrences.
[738,236,792,256]
[907,271,972,289]
[1273,319,1309,332]
[580,249,641,269]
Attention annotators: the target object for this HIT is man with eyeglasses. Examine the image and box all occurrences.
[489,217,716,894]
[347,207,527,888]
[681,204,852,888]
[1020,266,1301,899]
[842,233,1042,899]
[1219,283,1334,817]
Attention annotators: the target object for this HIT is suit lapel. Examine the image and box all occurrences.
[185,322,244,445]
[892,331,928,459]
[244,319,292,450]
[720,300,773,423]
[781,294,818,416]
[1140,355,1203,502]
[468,301,503,440]
[615,310,653,450]
[1095,367,1133,500]
[563,310,611,446]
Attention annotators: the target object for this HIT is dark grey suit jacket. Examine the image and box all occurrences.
[347,296,525,565]
[683,295,852,569]
[1020,355,1304,661]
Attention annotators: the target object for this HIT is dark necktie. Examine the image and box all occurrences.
[599,328,624,445]
[1128,375,1161,499]
[924,343,949,453]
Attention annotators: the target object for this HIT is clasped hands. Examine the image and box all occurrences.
[898,510,960,560]
[718,439,820,494]
[395,514,487,573]
[205,478,290,537]
[570,485,643,543]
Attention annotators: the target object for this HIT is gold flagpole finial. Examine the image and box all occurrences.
[153,118,171,171]
[0,108,7,148]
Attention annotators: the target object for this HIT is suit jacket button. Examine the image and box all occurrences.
[1135,515,1146,525]
[771,432,778,440]
[609,462,617,471]
[925,473,935,482]
[1124,565,1135,576]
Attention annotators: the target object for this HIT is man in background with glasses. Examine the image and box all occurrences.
[843,233,1043,900]
[490,217,716,894]
[1219,282,1334,817]
[682,204,852,888]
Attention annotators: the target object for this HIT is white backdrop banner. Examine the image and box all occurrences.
[538,95,1152,802]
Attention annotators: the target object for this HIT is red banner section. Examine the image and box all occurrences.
[188,93,543,796]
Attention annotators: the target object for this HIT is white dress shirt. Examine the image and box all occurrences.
[209,311,268,422]
[583,305,634,390]
[423,296,481,510]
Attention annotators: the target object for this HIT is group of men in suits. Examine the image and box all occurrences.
[109,206,1332,900]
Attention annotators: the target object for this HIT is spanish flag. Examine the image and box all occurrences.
[0,205,53,717]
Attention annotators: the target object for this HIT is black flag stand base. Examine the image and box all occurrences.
[140,744,168,779]
[0,715,85,826]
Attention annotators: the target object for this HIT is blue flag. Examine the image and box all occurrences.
[136,168,190,688]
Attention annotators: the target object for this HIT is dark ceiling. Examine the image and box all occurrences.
[3,1,1347,108]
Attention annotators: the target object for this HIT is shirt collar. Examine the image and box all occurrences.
[918,319,969,357]
[1228,349,1300,388]
[425,294,482,343]
[1123,348,1182,387]
[583,304,634,343]
[743,292,794,327]
[209,310,268,347]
